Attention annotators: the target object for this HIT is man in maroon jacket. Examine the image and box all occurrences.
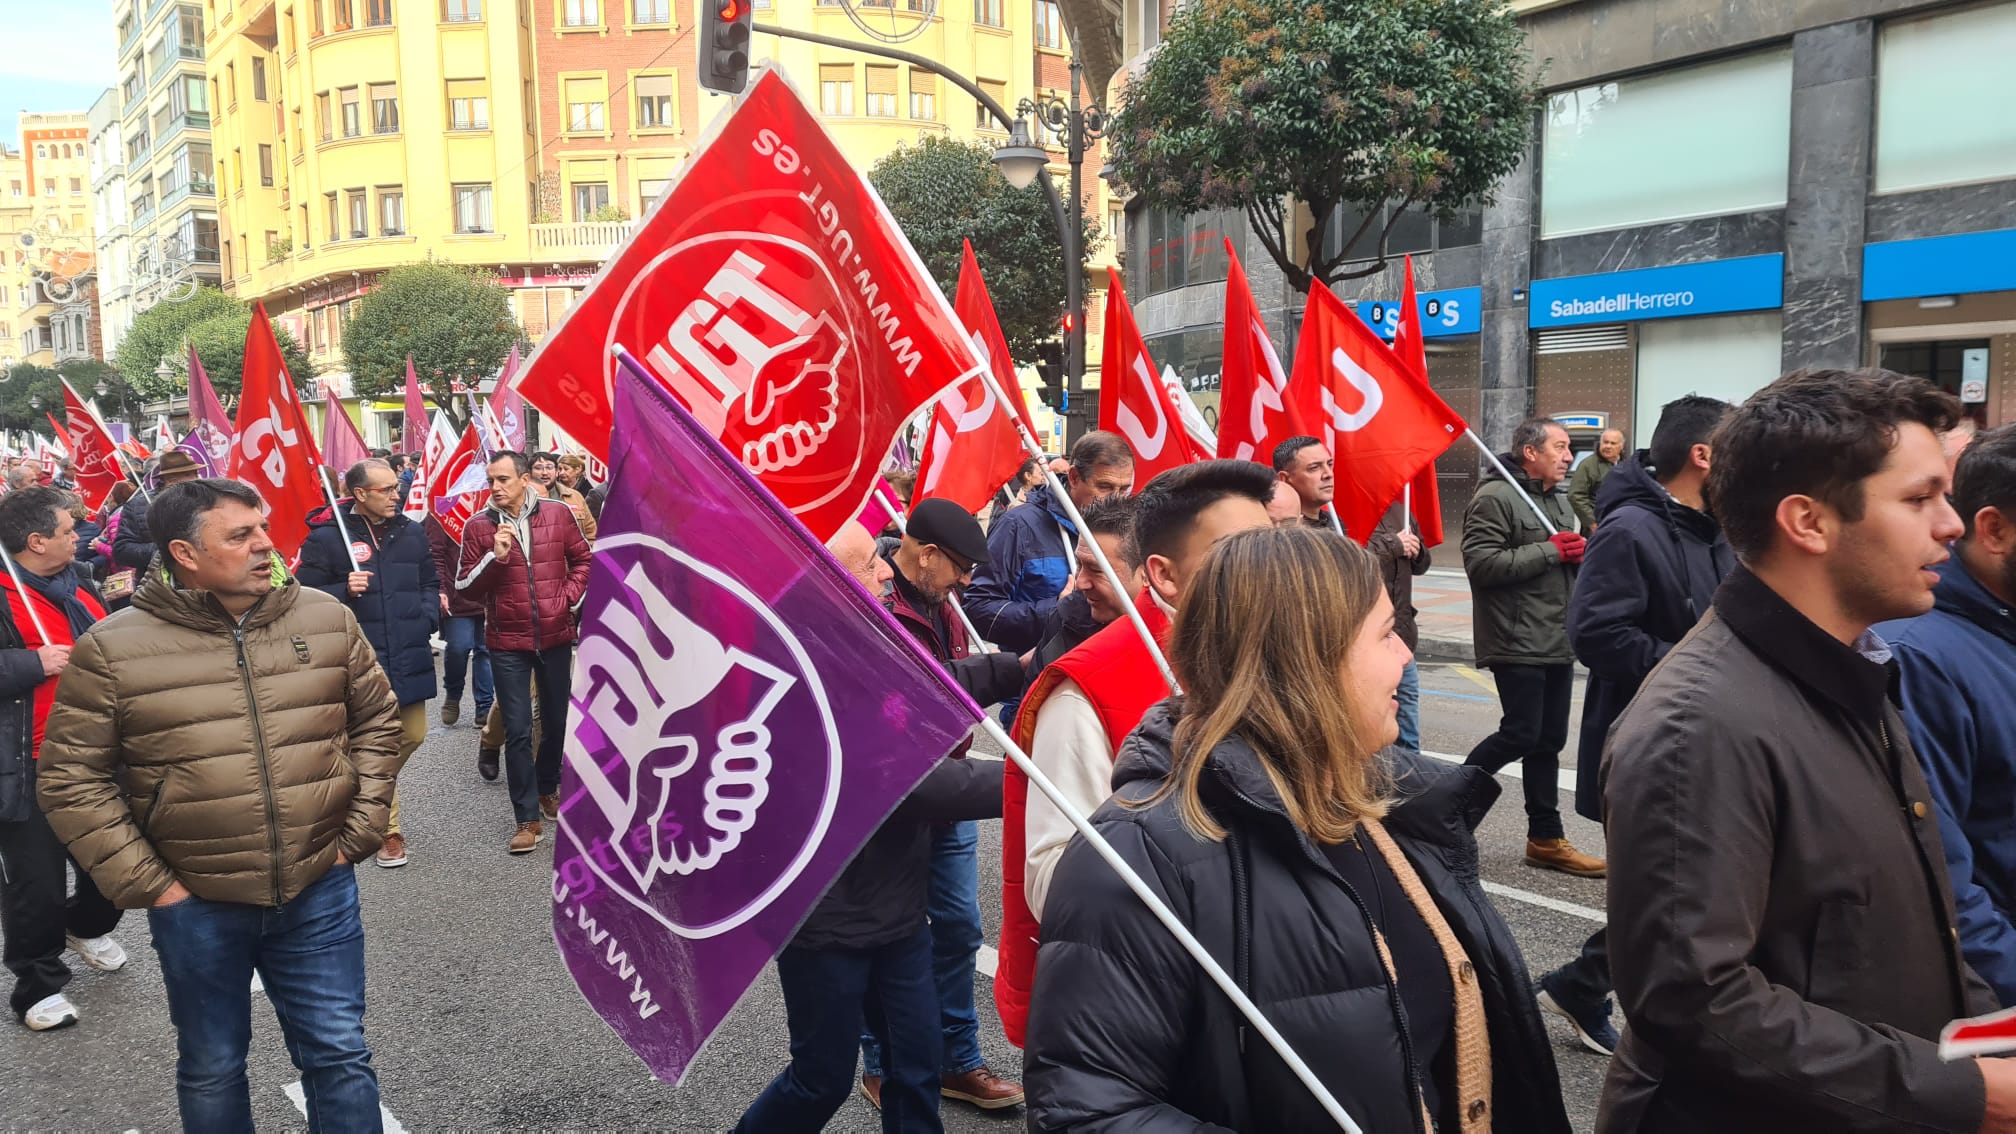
[455,452,593,854]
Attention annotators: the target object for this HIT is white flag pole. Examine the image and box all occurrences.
[1402,482,1412,531]
[320,476,363,574]
[972,365,1179,694]
[1466,428,1558,535]
[980,714,1364,1133]
[0,547,52,642]
[875,487,994,654]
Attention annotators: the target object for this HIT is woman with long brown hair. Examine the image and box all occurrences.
[1023,527,1570,1132]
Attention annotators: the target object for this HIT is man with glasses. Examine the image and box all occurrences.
[297,458,439,868]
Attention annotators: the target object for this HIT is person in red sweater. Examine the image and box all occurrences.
[996,460,1274,1046]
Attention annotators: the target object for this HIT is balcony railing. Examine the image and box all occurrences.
[530,220,636,261]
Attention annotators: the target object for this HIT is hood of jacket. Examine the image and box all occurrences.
[1930,555,2016,649]
[1594,450,1720,543]
[134,553,300,634]
[1023,479,1077,533]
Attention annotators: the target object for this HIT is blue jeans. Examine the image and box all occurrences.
[492,646,572,823]
[1396,659,1421,751]
[734,926,941,1133]
[441,615,492,713]
[861,821,983,1078]
[146,863,379,1134]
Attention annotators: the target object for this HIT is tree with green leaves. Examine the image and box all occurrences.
[1107,0,1539,291]
[869,136,1101,365]
[114,286,313,399]
[0,359,144,438]
[340,262,524,432]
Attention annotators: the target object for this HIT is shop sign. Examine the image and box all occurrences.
[1529,254,1784,329]
[1354,287,1483,339]
[1864,228,2016,302]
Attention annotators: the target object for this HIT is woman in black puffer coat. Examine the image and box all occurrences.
[1024,527,1571,1133]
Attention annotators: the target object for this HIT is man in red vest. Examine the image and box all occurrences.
[0,487,120,1032]
[996,460,1275,1047]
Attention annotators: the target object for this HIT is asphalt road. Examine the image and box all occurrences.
[0,660,1611,1132]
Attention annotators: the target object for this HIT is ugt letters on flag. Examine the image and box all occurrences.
[551,363,983,1084]
[513,69,984,540]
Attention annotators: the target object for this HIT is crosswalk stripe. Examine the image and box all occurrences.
[1482,880,1607,924]
[1421,748,1579,794]
[282,1081,408,1133]
[975,943,998,978]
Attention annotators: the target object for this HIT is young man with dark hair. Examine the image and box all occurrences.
[1534,394,1734,1056]
[1880,423,2016,1006]
[1601,370,2014,1131]
[529,450,596,541]
[1462,416,1602,876]
[1272,435,1336,526]
[0,486,121,1032]
[1024,493,1140,686]
[965,430,1134,654]
[995,460,1274,1048]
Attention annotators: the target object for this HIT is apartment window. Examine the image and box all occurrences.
[42,179,55,197]
[819,65,854,116]
[639,177,668,211]
[8,182,19,199]
[379,187,404,234]
[452,183,493,232]
[635,74,674,129]
[447,80,489,129]
[332,0,353,30]
[176,7,204,54]
[910,71,937,120]
[325,191,339,240]
[68,177,82,197]
[1035,0,1064,48]
[973,0,1001,26]
[312,0,325,34]
[212,76,222,111]
[1541,49,1791,237]
[371,83,399,133]
[258,143,274,185]
[252,58,268,101]
[1877,5,2016,193]
[632,0,669,21]
[317,92,333,140]
[365,0,392,24]
[564,0,600,26]
[1321,200,1484,263]
[564,76,607,132]
[347,189,368,237]
[339,86,362,137]
[865,67,898,117]
[442,0,481,18]
[573,181,610,220]
[977,79,1006,129]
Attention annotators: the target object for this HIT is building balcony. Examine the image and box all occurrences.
[530,220,637,263]
[157,177,215,211]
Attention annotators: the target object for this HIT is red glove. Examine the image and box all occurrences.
[1548,532,1586,565]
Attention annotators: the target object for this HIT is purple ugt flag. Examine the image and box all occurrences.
[551,355,983,1084]
[182,346,234,477]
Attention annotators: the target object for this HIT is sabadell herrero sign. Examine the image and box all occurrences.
[1528,254,1785,330]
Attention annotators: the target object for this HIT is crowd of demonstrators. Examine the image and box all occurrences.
[1568,427,1626,533]
[297,458,441,869]
[1022,493,1139,685]
[110,449,202,574]
[1272,434,1337,527]
[36,478,405,1131]
[426,513,492,730]
[1460,417,1605,878]
[988,457,1046,528]
[530,450,597,542]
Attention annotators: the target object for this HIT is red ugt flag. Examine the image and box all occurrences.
[231,302,323,559]
[1391,256,1446,547]
[914,242,1039,515]
[513,69,985,542]
[60,382,125,511]
[1288,283,1464,543]
[1215,242,1304,464]
[1100,267,1204,485]
[428,421,486,542]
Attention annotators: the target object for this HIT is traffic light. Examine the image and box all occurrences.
[699,0,753,96]
[1031,340,1065,409]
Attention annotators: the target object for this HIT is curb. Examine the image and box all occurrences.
[1416,633,1475,664]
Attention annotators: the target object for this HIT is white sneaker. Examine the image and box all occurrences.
[23,993,78,1031]
[65,934,128,972]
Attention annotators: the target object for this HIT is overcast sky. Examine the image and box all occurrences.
[0,2,120,148]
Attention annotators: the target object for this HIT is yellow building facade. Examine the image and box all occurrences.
[4,113,96,369]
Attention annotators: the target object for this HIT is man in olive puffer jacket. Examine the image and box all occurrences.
[37,478,405,1133]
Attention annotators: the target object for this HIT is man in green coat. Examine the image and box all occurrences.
[1569,429,1626,533]
[1462,417,1605,877]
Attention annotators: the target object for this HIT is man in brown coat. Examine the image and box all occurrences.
[36,478,404,1133]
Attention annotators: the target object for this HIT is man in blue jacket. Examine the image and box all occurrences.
[295,458,438,869]
[963,431,1132,655]
[1881,423,2016,1004]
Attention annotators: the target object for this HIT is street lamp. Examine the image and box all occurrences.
[995,60,1108,444]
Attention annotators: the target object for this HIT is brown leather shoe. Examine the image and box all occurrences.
[509,821,542,854]
[859,1075,882,1110]
[540,793,560,821]
[375,832,408,868]
[1525,837,1606,878]
[942,1066,1024,1109]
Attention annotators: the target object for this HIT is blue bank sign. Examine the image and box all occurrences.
[1352,286,1483,339]
[1863,228,2016,302]
[1528,254,1784,329]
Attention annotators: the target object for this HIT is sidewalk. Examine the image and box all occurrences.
[1414,567,1476,663]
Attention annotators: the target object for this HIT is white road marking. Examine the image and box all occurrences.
[1483,880,1607,924]
[282,1081,408,1133]
[1422,748,1579,794]
[975,943,998,978]
[250,971,263,994]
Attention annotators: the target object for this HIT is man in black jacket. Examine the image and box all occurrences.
[733,520,1014,1134]
[295,458,439,869]
[1601,370,2016,1132]
[1535,395,1733,1058]
[110,450,201,572]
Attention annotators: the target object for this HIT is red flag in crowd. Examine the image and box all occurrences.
[915,243,1039,514]
[401,358,428,455]
[321,389,371,474]
[1390,257,1446,547]
[230,302,322,558]
[1287,283,1464,542]
[60,381,125,511]
[512,70,987,541]
[1215,242,1304,464]
[489,344,528,451]
[429,422,486,542]
[1100,267,1205,485]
